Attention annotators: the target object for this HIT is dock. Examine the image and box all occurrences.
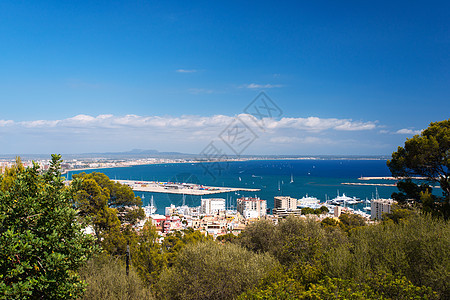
[358,176,428,180]
[114,180,260,195]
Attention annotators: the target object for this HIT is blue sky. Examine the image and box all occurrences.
[0,1,449,155]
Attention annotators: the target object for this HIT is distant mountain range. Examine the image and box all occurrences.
[0,149,390,160]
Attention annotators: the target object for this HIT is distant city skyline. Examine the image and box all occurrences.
[0,1,448,155]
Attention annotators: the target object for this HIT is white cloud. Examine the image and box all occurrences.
[269,136,334,144]
[263,116,376,131]
[176,69,197,73]
[241,83,284,89]
[1,114,377,132]
[396,128,422,135]
[0,114,382,154]
[0,120,14,127]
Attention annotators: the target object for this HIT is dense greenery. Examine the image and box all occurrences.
[300,205,329,215]
[156,241,278,300]
[237,214,448,299]
[79,254,152,300]
[0,155,96,299]
[387,118,450,219]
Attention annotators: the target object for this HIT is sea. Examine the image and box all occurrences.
[66,159,404,215]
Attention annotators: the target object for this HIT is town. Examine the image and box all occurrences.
[136,195,395,240]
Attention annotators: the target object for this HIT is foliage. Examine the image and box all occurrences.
[100,225,139,257]
[301,205,328,215]
[73,176,121,243]
[320,217,340,229]
[326,213,450,299]
[79,254,152,300]
[0,155,96,299]
[382,207,417,223]
[241,271,436,299]
[72,172,145,225]
[235,219,277,253]
[239,217,347,268]
[237,267,306,299]
[161,227,212,267]
[338,212,366,232]
[303,272,437,300]
[72,172,145,256]
[387,119,450,218]
[216,232,238,243]
[156,241,279,300]
[132,221,165,285]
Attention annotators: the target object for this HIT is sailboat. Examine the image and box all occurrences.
[278,180,281,191]
[143,195,157,217]
[363,198,371,211]
[290,173,294,183]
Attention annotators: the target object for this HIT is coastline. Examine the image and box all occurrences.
[62,157,390,175]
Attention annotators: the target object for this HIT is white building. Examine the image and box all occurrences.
[371,199,395,220]
[237,197,267,219]
[274,196,297,210]
[334,206,342,218]
[201,198,226,215]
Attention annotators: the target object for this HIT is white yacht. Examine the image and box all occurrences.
[330,191,361,206]
[297,194,320,206]
[143,195,157,217]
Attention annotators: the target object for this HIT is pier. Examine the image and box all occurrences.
[115,180,260,195]
[358,176,427,180]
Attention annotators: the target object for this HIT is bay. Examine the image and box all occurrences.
[67,159,400,215]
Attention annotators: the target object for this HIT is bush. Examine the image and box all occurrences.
[79,254,152,300]
[156,241,278,300]
[326,213,450,298]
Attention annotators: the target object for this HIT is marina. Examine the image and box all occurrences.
[115,179,260,195]
[65,159,403,215]
[342,182,397,187]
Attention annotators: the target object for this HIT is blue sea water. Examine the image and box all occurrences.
[67,159,398,215]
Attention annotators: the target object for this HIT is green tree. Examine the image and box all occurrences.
[301,206,328,215]
[236,219,277,253]
[387,119,450,218]
[382,207,417,224]
[301,207,315,215]
[338,212,366,233]
[132,221,165,285]
[156,241,279,300]
[72,172,144,225]
[238,267,306,299]
[79,254,152,300]
[326,213,450,299]
[216,233,237,243]
[320,217,340,229]
[302,273,437,300]
[72,177,121,244]
[161,228,211,267]
[0,155,96,299]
